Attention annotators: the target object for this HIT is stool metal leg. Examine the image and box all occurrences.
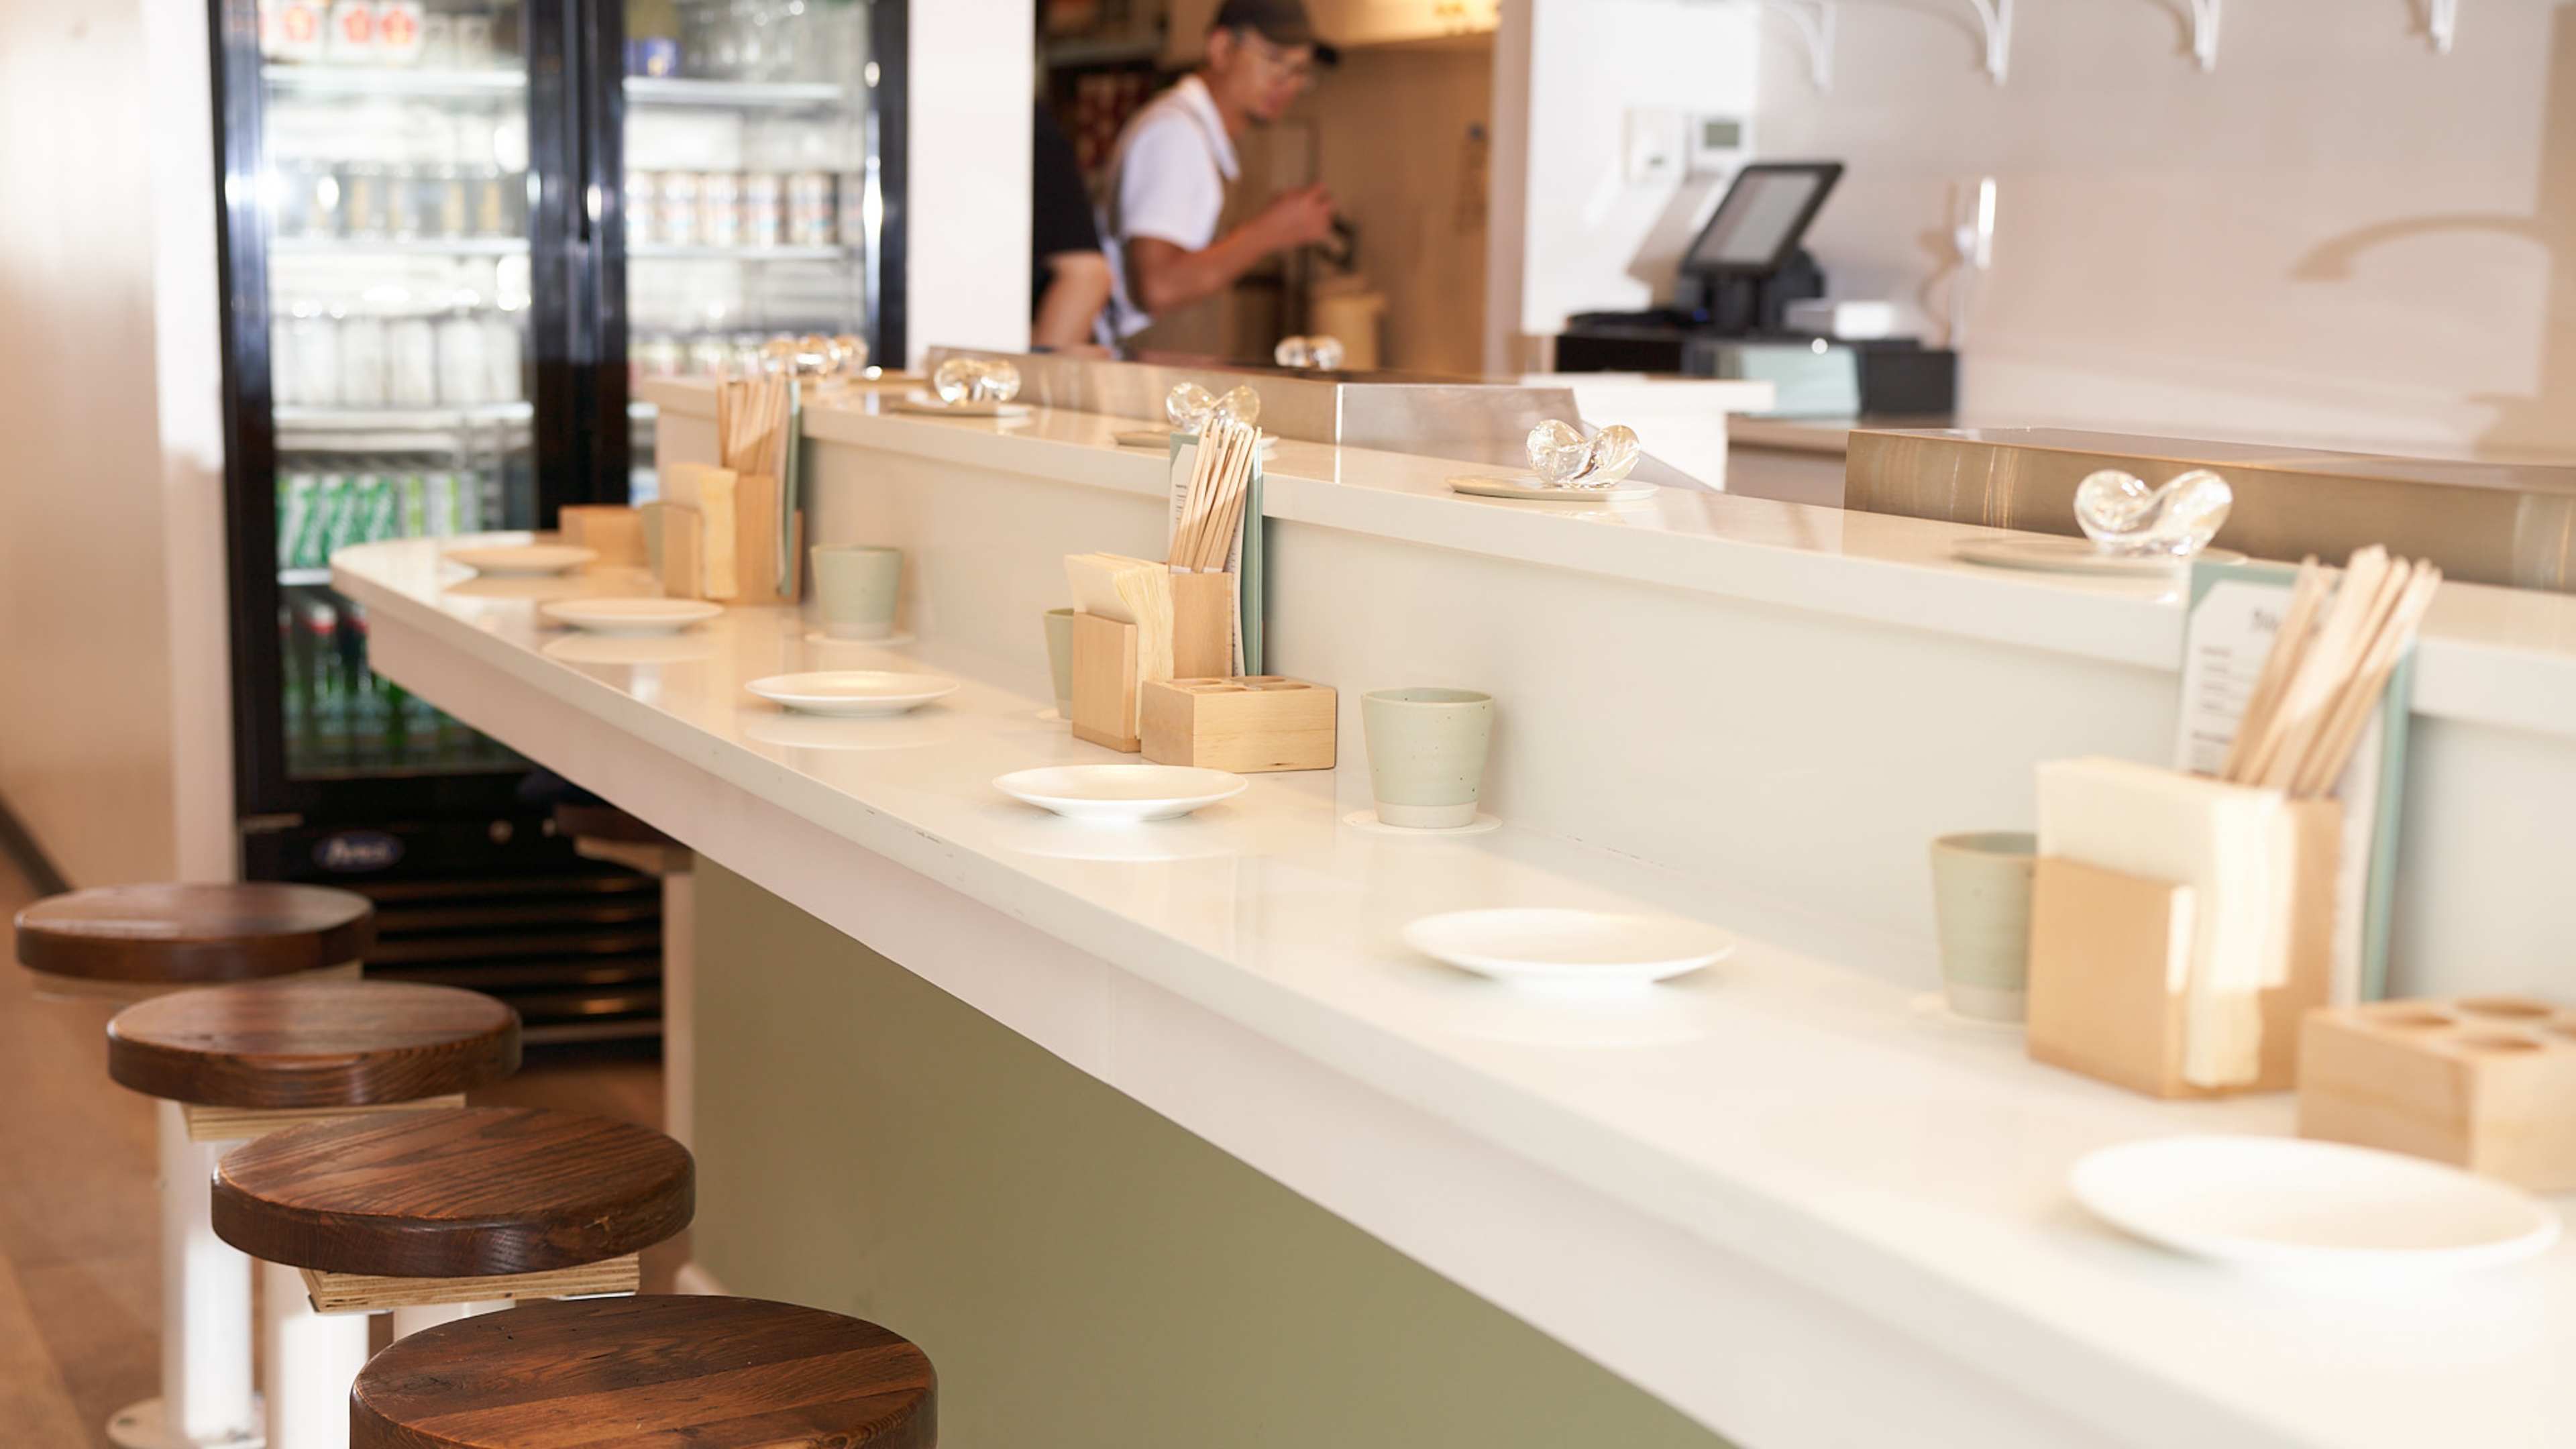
[260,1261,368,1449]
[109,1102,262,1448]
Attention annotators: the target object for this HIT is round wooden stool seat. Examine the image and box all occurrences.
[352,1295,935,1448]
[106,979,520,1108]
[551,800,678,847]
[211,1106,692,1277]
[15,882,373,986]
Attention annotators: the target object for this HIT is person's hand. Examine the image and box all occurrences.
[1258,185,1338,251]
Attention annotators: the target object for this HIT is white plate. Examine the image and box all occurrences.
[444,543,598,575]
[744,670,959,716]
[1953,536,2248,576]
[992,765,1246,823]
[2070,1136,2562,1275]
[1447,474,1655,504]
[539,633,715,666]
[1402,908,1735,988]
[539,597,724,635]
[892,395,1032,419]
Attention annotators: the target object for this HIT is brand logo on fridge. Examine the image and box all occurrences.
[313,830,404,873]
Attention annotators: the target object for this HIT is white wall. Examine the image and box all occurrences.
[906,1,1037,364]
[1486,0,1760,371]
[1752,0,2576,455]
[0,0,231,886]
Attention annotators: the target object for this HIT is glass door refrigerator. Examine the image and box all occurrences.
[209,0,903,1043]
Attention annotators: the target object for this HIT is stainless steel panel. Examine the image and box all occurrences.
[1845,428,2576,592]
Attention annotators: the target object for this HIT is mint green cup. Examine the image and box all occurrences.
[1361,688,1495,829]
[1929,831,2038,1022]
[1042,608,1076,716]
[810,544,902,639]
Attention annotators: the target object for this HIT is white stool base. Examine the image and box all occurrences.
[157,1101,259,1446]
[107,1396,265,1449]
[262,1260,369,1449]
[390,1299,513,1339]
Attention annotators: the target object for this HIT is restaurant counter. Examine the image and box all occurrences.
[331,382,2576,1449]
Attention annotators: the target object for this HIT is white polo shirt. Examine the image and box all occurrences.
[1098,75,1239,340]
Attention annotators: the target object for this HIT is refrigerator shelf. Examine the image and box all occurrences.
[271,235,529,258]
[277,402,533,432]
[263,64,523,99]
[629,241,854,262]
[280,566,333,586]
[623,76,856,109]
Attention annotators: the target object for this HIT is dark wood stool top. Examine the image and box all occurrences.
[15,883,373,985]
[211,1106,692,1277]
[551,801,679,847]
[352,1295,935,1448]
[107,981,520,1109]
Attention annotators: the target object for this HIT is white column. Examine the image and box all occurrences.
[147,1099,260,1448]
[260,1263,368,1449]
[903,0,1035,364]
[389,1300,514,1340]
[662,869,696,1152]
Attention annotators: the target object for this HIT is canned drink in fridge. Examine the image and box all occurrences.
[325,0,374,61]
[657,170,700,247]
[838,171,868,250]
[340,164,389,238]
[786,170,835,248]
[277,473,315,566]
[483,314,522,402]
[435,311,486,405]
[424,164,466,237]
[423,471,456,536]
[417,11,452,64]
[373,0,424,63]
[635,334,685,380]
[453,13,492,66]
[685,337,731,376]
[623,170,659,246]
[387,313,437,408]
[338,311,388,408]
[468,167,515,237]
[271,158,333,239]
[265,0,327,60]
[700,170,743,248]
[301,475,345,568]
[743,171,784,248]
[383,162,423,238]
[284,305,339,407]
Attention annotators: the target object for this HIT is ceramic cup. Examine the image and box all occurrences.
[1042,607,1076,718]
[1928,831,2038,1022]
[1361,688,1495,829]
[810,544,902,640]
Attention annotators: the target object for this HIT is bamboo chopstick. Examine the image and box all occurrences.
[2218,556,2324,782]
[2287,565,2440,796]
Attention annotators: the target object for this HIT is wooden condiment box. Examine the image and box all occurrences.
[2025,798,2339,1099]
[2299,996,2576,1191]
[1068,574,1235,753]
[1141,678,1335,773]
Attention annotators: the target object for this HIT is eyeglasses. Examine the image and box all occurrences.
[1233,29,1317,83]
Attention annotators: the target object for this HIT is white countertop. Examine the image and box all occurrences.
[641,379,2576,740]
[337,527,2576,1449]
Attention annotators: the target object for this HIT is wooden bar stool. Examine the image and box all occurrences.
[16,883,374,1449]
[107,981,521,1449]
[211,1106,692,1341]
[350,1295,936,1448]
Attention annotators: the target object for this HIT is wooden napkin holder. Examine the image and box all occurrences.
[2299,996,2576,1191]
[2025,798,2339,1099]
[559,504,647,567]
[1069,573,1234,753]
[727,474,802,608]
[1141,677,1335,772]
[638,502,704,601]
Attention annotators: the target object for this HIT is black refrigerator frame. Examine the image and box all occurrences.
[208,0,908,838]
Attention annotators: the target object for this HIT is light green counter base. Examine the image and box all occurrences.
[693,859,1733,1448]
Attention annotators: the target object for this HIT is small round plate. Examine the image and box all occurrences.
[1447,474,1655,504]
[1402,908,1735,988]
[1953,536,2248,576]
[444,543,598,575]
[1342,809,1501,838]
[745,670,959,716]
[992,765,1246,823]
[891,395,1032,419]
[2070,1135,2562,1275]
[539,597,725,635]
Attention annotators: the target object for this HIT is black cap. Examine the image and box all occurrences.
[1212,0,1340,66]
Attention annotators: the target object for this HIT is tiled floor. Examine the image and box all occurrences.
[0,853,674,1445]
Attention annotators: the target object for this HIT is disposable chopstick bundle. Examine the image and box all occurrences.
[2218,547,2438,798]
[1168,417,1259,574]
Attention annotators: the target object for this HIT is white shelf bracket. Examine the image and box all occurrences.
[1752,0,1837,91]
[2188,0,2222,70]
[2427,0,2459,54]
[1961,0,2013,84]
